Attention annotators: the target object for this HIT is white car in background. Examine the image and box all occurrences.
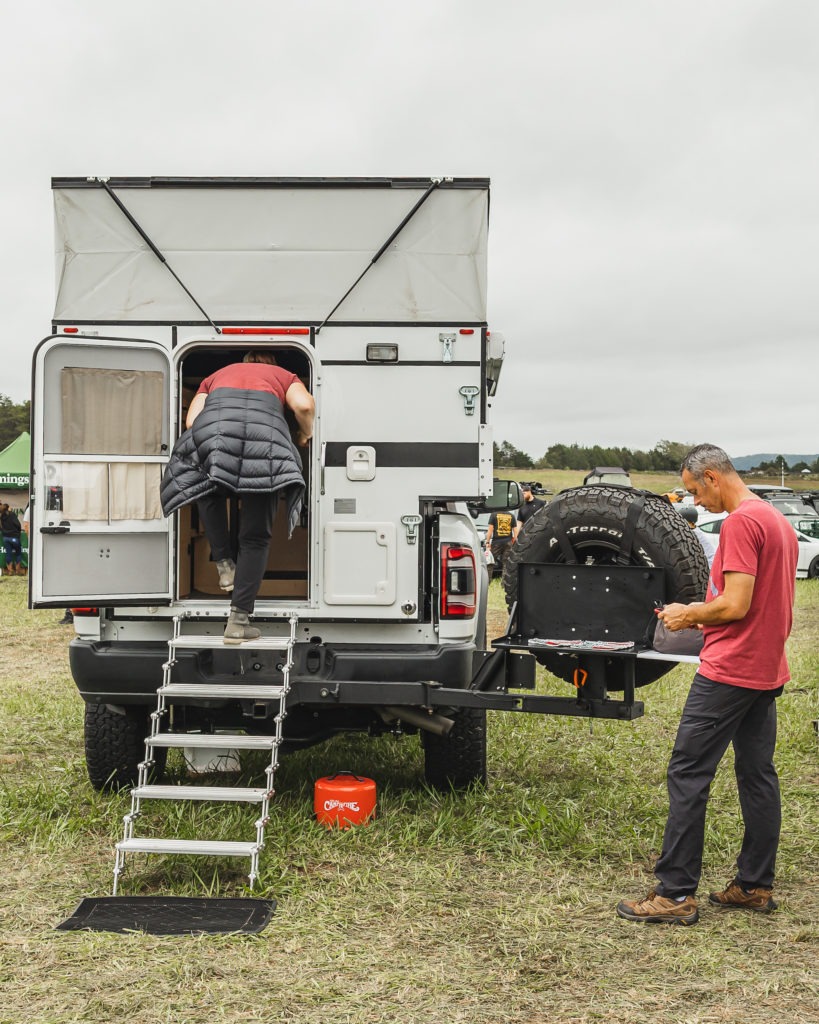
[694,511,819,579]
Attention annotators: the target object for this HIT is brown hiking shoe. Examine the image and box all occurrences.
[708,880,777,913]
[616,890,699,925]
[223,608,261,645]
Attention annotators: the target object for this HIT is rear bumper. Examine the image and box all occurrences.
[69,638,477,707]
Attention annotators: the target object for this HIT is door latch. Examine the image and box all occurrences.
[459,385,480,415]
[401,514,423,544]
[440,332,456,363]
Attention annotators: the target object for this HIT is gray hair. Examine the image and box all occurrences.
[680,444,735,480]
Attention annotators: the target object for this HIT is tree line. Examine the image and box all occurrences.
[0,395,30,451]
[493,440,819,474]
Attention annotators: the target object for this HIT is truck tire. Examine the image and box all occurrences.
[808,555,819,579]
[422,707,487,790]
[503,486,709,689]
[84,703,166,791]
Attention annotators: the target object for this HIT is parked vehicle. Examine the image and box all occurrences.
[583,466,632,487]
[30,178,709,866]
[694,511,819,580]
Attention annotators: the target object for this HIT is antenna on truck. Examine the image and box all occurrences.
[315,177,449,334]
[93,177,222,335]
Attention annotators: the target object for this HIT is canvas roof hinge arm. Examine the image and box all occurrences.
[93,177,222,335]
[315,177,451,334]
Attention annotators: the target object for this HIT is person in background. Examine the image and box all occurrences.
[516,483,545,536]
[617,444,798,926]
[0,503,24,576]
[678,503,718,570]
[484,508,517,578]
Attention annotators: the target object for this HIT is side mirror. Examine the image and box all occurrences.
[483,478,523,512]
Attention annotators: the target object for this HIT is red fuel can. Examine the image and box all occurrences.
[314,772,377,829]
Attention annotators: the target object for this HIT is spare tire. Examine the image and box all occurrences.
[503,486,709,688]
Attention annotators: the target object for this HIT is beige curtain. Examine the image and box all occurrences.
[110,463,162,520]
[55,463,162,521]
[61,367,163,455]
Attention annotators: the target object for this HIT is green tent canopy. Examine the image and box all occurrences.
[0,431,30,489]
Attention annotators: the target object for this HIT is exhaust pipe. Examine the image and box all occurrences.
[379,705,455,737]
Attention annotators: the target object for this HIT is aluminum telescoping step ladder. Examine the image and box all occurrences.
[113,614,298,895]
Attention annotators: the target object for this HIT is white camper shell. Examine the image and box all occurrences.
[32,176,507,791]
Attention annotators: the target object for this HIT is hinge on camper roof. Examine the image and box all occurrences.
[440,333,456,363]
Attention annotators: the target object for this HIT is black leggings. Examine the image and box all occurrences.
[197,490,275,613]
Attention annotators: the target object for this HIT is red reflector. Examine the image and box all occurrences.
[220,327,310,336]
[70,607,99,615]
[440,543,477,619]
[63,327,78,334]
[459,328,475,335]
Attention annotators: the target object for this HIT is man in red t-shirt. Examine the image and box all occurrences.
[618,444,798,925]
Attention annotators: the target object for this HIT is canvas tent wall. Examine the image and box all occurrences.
[0,431,30,510]
[52,177,489,326]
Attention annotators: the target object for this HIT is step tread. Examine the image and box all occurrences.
[170,635,291,650]
[131,785,269,802]
[160,683,284,699]
[146,733,277,750]
[116,838,258,856]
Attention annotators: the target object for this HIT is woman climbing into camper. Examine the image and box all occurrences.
[160,350,314,644]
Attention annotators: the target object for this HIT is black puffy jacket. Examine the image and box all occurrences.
[160,388,305,536]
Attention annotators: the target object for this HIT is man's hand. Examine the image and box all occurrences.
[657,603,702,632]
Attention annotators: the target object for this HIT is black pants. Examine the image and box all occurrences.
[655,673,781,898]
[197,490,274,614]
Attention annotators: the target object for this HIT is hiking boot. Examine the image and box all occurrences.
[216,558,235,591]
[708,880,777,913]
[223,608,261,645]
[616,890,699,925]
[59,610,74,625]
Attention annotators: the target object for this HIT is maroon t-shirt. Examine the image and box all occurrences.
[196,363,300,406]
[700,498,798,690]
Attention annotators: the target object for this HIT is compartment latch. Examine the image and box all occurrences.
[401,514,423,544]
[459,385,480,415]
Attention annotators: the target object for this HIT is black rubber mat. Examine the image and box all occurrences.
[56,896,276,935]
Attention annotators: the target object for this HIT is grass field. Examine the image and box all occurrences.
[499,468,813,496]
[0,575,817,1023]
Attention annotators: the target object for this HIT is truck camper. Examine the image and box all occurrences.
[31,177,707,890]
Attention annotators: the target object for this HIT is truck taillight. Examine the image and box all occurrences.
[70,607,99,616]
[440,544,476,618]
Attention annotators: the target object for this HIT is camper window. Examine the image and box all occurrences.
[61,366,163,456]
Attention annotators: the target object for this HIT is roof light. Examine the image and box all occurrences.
[63,327,78,334]
[219,327,310,336]
[459,328,475,335]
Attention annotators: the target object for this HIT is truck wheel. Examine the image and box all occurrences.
[422,707,487,790]
[503,486,709,689]
[808,555,819,579]
[84,703,166,791]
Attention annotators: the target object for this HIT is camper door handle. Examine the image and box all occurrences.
[320,442,327,495]
[40,525,71,534]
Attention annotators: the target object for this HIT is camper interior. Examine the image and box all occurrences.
[176,344,311,604]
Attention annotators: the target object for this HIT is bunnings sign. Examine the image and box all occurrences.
[0,473,28,488]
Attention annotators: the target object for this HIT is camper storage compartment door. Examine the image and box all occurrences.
[323,523,396,605]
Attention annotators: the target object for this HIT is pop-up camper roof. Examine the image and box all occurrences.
[52,177,489,326]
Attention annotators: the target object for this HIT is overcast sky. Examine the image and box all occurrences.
[2,0,816,460]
